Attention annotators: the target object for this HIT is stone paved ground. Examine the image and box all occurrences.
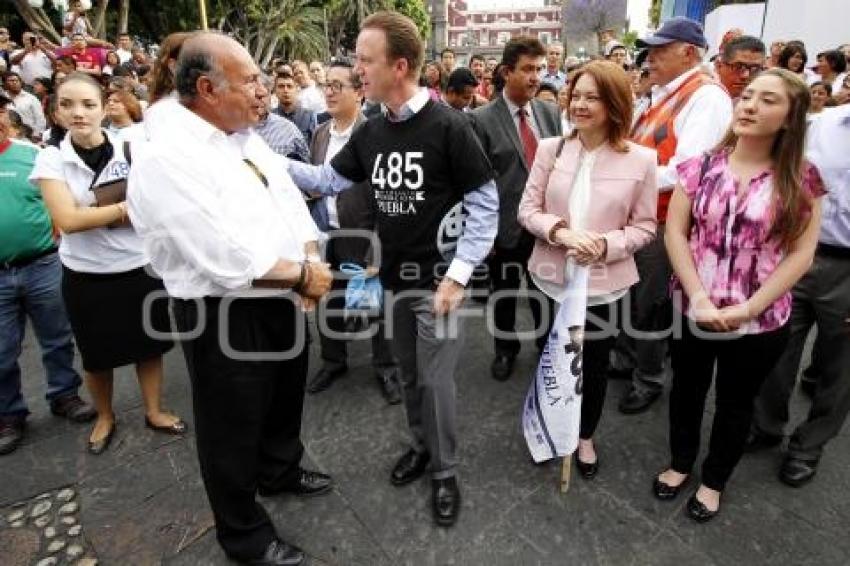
[2,303,849,566]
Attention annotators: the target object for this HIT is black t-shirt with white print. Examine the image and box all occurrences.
[331,99,493,291]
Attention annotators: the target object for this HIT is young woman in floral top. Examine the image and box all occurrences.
[653,68,826,522]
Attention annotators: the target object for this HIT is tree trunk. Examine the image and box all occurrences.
[118,0,131,34]
[92,0,110,40]
[11,0,62,44]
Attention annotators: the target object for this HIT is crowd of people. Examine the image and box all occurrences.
[1,6,848,565]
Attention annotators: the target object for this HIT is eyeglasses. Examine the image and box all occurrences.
[322,81,353,93]
[725,62,765,76]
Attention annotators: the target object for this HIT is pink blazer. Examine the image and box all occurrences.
[518,137,658,297]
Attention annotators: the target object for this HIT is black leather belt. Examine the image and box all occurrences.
[817,243,850,259]
[0,247,58,270]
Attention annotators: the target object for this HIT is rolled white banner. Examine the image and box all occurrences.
[522,265,589,464]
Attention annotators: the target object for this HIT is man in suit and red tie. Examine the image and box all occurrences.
[470,36,563,381]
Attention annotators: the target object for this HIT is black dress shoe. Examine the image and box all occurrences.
[50,394,97,423]
[306,365,348,394]
[0,420,25,456]
[779,456,819,487]
[390,449,430,486]
[87,421,116,455]
[432,477,461,527]
[246,539,306,566]
[259,469,333,497]
[744,429,782,453]
[618,388,661,415]
[376,370,402,405]
[574,453,599,480]
[145,415,188,435]
[491,354,516,381]
[653,473,689,501]
[686,493,719,523]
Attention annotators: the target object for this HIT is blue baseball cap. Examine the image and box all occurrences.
[637,17,708,49]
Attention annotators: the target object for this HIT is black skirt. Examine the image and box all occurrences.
[62,265,173,372]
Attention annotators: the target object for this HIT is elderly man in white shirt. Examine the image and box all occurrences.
[128,33,332,566]
[616,17,733,415]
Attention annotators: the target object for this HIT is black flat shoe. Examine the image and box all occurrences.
[686,493,719,523]
[88,421,116,455]
[259,469,333,497]
[245,539,306,566]
[779,456,819,487]
[145,415,188,435]
[574,452,598,480]
[432,477,461,527]
[653,473,689,501]
[391,449,430,486]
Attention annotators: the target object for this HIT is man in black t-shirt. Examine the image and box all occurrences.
[289,11,498,528]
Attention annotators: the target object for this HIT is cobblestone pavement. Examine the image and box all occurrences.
[2,305,849,565]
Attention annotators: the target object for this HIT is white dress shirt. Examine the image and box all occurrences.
[324,119,356,230]
[806,104,850,249]
[298,84,327,114]
[11,90,46,133]
[128,100,320,298]
[642,66,733,191]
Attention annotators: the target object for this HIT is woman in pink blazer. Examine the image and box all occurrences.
[518,61,658,479]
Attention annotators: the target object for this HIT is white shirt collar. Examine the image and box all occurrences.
[151,98,228,144]
[502,90,530,117]
[651,65,702,100]
[58,128,123,170]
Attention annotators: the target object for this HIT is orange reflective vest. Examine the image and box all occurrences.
[631,71,720,223]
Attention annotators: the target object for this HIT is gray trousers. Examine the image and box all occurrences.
[753,250,850,461]
[390,293,466,480]
[613,225,672,393]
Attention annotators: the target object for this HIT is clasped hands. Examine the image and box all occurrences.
[551,227,607,265]
[690,294,754,332]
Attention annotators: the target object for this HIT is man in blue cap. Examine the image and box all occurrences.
[614,17,733,415]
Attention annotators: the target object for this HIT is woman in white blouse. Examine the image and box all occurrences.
[30,72,185,455]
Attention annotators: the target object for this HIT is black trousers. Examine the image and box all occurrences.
[487,232,553,356]
[580,300,624,439]
[317,237,396,374]
[669,319,789,491]
[172,296,308,561]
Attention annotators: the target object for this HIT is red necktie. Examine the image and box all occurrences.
[518,108,538,167]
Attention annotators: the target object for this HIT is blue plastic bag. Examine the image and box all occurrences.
[340,263,383,314]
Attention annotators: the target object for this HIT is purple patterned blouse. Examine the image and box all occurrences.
[671,150,825,334]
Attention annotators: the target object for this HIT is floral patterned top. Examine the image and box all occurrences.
[671,150,826,334]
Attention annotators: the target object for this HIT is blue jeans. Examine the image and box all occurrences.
[0,252,81,421]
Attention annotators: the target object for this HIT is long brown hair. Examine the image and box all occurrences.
[567,60,634,152]
[714,68,812,248]
[149,32,192,104]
